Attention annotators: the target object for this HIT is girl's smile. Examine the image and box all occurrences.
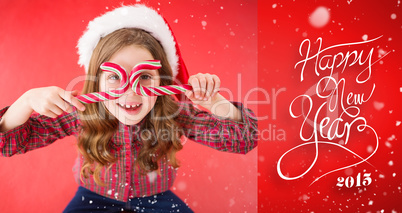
[116,102,142,115]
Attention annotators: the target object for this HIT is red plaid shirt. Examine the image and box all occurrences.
[0,101,257,202]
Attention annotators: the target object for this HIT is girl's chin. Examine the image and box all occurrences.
[106,104,149,125]
[116,116,143,125]
[117,112,146,126]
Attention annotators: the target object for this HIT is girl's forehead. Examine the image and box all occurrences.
[100,62,160,76]
[110,45,154,64]
[103,45,162,76]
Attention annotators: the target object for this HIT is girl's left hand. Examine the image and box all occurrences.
[185,73,221,104]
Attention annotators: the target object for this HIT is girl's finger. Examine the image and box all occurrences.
[69,90,86,110]
[71,90,80,97]
[46,103,64,118]
[198,76,207,100]
[205,75,214,100]
[185,90,193,99]
[211,75,221,97]
[190,77,202,100]
[43,111,59,119]
[71,96,86,111]
[59,90,86,111]
[54,95,73,114]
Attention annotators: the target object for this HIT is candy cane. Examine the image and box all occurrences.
[77,62,129,103]
[130,61,193,97]
[77,60,192,104]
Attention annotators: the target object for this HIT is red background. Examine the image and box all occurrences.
[0,0,257,212]
[258,0,401,212]
[1,0,401,212]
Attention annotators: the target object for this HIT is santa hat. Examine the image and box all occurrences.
[77,5,189,100]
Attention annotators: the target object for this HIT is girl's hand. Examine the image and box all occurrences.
[25,86,85,118]
[185,73,221,105]
[184,73,241,121]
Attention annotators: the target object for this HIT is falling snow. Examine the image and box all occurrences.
[362,34,368,41]
[390,13,397,19]
[176,181,187,191]
[378,48,387,58]
[201,21,207,30]
[387,135,396,141]
[388,160,394,166]
[229,198,235,207]
[344,168,353,176]
[385,141,392,148]
[147,171,158,183]
[367,145,373,153]
[299,194,310,203]
[373,101,385,110]
[309,6,331,28]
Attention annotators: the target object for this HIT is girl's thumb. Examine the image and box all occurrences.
[71,90,80,97]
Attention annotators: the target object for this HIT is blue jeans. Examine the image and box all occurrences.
[63,186,194,213]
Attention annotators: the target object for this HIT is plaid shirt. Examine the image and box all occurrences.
[0,101,257,202]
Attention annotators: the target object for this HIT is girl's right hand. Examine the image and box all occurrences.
[25,86,86,118]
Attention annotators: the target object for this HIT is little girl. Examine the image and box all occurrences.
[0,5,257,213]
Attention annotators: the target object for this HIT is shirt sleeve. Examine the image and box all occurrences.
[176,101,258,154]
[0,106,80,157]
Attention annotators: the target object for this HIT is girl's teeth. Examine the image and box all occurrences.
[119,103,141,108]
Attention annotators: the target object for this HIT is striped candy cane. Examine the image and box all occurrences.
[77,60,192,104]
[130,61,193,97]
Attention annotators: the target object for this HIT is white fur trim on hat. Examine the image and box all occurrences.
[77,5,178,78]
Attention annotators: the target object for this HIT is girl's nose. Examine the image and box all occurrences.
[123,85,143,97]
[124,86,136,95]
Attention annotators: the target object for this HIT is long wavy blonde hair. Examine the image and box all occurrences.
[77,28,183,186]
